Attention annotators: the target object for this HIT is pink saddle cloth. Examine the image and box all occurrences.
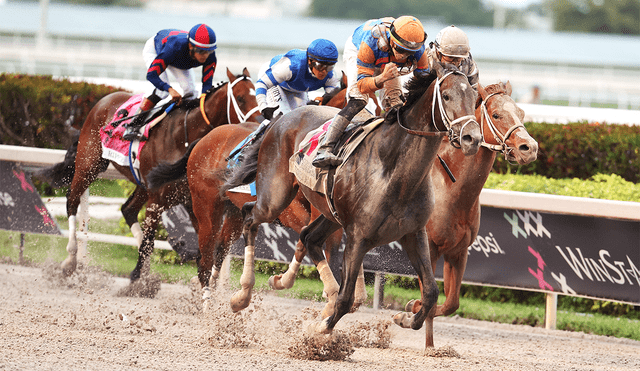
[99,94,151,166]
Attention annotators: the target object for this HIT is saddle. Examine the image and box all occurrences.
[290,113,385,196]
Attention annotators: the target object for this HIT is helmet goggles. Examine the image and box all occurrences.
[309,59,335,72]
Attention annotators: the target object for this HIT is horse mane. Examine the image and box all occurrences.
[475,81,509,108]
[403,73,438,111]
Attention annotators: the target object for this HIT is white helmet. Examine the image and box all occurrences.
[434,25,470,58]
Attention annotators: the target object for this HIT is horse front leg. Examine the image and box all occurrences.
[130,201,162,282]
[392,229,439,334]
[269,240,305,290]
[61,158,107,276]
[121,186,149,249]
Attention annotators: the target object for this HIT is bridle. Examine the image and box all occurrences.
[398,70,478,147]
[199,76,260,125]
[479,92,525,159]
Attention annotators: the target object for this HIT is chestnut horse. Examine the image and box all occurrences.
[37,68,260,281]
[221,63,482,334]
[146,88,381,314]
[394,81,539,347]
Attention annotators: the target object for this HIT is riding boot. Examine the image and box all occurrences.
[312,114,351,168]
[123,97,156,141]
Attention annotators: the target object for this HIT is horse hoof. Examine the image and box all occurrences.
[393,311,413,329]
[230,291,251,313]
[308,318,332,334]
[405,299,422,313]
[60,257,77,277]
[268,275,284,290]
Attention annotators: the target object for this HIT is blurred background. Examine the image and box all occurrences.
[0,0,639,109]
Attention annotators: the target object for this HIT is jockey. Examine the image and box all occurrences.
[124,23,217,141]
[256,38,340,121]
[427,25,479,91]
[313,16,428,168]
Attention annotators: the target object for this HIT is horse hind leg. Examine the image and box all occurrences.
[121,186,149,249]
[229,202,259,312]
[269,242,303,290]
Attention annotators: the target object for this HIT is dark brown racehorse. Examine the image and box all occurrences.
[394,81,539,347]
[145,87,380,315]
[221,63,482,334]
[37,68,260,281]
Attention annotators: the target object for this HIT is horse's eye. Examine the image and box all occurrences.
[492,113,499,119]
[442,93,450,101]
[237,97,245,105]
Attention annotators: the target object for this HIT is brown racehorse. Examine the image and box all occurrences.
[221,63,482,334]
[145,86,381,315]
[37,68,260,282]
[394,81,539,347]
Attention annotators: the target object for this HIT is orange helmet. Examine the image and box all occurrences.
[390,16,427,52]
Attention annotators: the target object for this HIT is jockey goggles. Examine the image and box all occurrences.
[309,59,335,72]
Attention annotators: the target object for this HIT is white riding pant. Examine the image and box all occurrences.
[257,62,309,116]
[142,37,197,100]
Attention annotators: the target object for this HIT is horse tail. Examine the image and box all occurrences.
[146,138,201,190]
[220,131,267,193]
[33,132,79,188]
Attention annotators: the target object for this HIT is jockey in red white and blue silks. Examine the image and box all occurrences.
[144,24,217,100]
[123,24,218,141]
[255,38,340,121]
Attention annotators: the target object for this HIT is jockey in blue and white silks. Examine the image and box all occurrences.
[255,38,340,121]
[124,23,217,141]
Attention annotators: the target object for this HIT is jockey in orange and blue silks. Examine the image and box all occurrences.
[124,23,217,141]
[313,15,429,169]
[255,39,340,121]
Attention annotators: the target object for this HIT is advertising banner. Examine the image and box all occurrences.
[0,161,60,235]
[163,203,640,304]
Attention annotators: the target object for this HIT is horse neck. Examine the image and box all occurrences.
[202,85,232,128]
[378,92,442,180]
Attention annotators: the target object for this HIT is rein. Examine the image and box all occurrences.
[479,92,525,158]
[199,76,260,126]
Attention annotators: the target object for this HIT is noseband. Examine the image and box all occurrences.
[199,76,260,125]
[479,92,525,159]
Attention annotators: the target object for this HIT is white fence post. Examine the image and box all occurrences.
[545,292,558,330]
[373,272,385,310]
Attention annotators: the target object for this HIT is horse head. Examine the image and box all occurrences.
[476,81,538,165]
[402,62,482,156]
[200,68,260,127]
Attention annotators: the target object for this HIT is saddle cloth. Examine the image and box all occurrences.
[290,115,384,195]
[99,94,151,168]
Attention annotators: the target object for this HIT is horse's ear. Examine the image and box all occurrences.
[341,71,347,89]
[433,61,445,79]
[477,83,488,100]
[227,68,234,81]
[243,67,251,78]
[504,81,513,96]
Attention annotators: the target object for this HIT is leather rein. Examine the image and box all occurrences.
[198,76,260,126]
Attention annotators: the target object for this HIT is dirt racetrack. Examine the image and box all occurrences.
[1,262,639,371]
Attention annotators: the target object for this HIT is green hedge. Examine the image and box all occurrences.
[0,73,120,149]
[493,122,640,183]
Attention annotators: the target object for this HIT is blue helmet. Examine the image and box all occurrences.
[307,39,338,64]
[189,24,217,51]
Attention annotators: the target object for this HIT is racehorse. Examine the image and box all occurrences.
[221,62,482,334]
[394,81,539,347]
[37,68,260,282]
[145,86,381,315]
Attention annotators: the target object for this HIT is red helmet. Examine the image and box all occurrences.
[390,16,427,52]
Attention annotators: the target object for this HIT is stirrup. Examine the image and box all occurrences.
[123,128,143,142]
